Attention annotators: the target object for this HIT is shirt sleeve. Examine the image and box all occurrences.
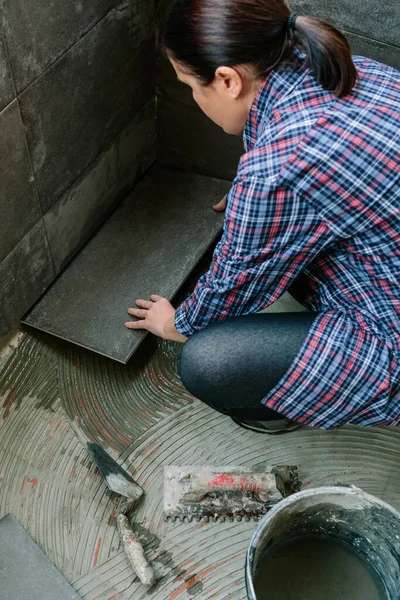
[175,175,335,337]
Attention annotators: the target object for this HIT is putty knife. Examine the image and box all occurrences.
[87,442,155,586]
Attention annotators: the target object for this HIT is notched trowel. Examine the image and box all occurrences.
[164,465,300,522]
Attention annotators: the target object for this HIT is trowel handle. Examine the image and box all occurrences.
[117,514,156,587]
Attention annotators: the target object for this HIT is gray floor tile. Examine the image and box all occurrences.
[44,99,156,275]
[291,0,399,49]
[19,5,155,213]
[0,220,54,339]
[0,514,81,600]
[23,166,230,363]
[0,0,120,93]
[0,100,41,262]
[0,34,14,111]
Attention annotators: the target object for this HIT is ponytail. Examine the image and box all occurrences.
[293,16,357,97]
[163,0,358,98]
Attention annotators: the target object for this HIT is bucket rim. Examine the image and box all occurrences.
[245,485,400,600]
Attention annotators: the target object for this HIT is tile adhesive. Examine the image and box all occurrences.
[1,331,400,599]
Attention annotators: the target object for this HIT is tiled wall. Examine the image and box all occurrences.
[291,0,400,71]
[157,0,400,179]
[156,0,244,182]
[0,0,156,340]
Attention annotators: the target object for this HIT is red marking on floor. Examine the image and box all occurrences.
[146,448,159,460]
[108,498,123,526]
[199,541,206,547]
[0,477,3,484]
[48,420,62,441]
[2,387,17,419]
[177,562,199,580]
[304,481,311,486]
[168,553,243,600]
[28,477,38,489]
[93,537,102,567]
[21,476,39,493]
[1,387,15,409]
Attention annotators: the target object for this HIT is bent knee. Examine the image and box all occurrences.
[179,331,209,396]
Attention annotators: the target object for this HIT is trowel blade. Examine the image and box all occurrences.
[87,442,144,501]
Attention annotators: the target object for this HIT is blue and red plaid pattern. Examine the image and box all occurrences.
[175,51,400,428]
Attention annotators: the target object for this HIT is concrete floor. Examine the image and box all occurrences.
[0,293,399,599]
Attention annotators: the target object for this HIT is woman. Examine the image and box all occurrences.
[125,0,400,433]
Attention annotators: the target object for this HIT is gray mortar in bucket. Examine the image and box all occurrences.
[245,486,400,600]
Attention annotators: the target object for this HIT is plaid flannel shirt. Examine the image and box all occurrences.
[175,51,400,428]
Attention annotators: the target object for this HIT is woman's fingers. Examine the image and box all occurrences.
[125,320,148,330]
[127,308,147,318]
[150,294,163,302]
[136,299,152,309]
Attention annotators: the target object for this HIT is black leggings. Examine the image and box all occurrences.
[179,312,316,421]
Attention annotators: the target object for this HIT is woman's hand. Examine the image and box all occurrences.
[125,295,188,343]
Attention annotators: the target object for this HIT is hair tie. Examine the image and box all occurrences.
[287,13,298,33]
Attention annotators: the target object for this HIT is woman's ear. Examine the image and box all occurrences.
[214,66,244,99]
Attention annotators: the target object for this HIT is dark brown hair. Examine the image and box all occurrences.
[162,0,357,97]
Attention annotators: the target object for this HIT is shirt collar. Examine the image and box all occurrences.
[243,48,307,151]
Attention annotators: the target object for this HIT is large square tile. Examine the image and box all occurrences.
[0,515,81,600]
[0,34,14,111]
[23,166,230,362]
[19,5,155,213]
[347,33,400,71]
[290,0,399,48]
[0,220,54,339]
[0,0,120,93]
[0,100,41,262]
[44,99,156,274]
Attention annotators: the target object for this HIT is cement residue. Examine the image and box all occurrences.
[0,331,194,597]
[1,331,400,599]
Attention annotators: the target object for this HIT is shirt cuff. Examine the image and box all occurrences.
[174,303,196,338]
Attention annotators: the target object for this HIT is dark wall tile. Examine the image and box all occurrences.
[0,0,120,93]
[347,34,400,71]
[156,30,242,180]
[290,0,399,49]
[157,54,193,107]
[0,220,54,339]
[0,34,14,111]
[44,99,156,274]
[157,97,243,181]
[19,4,156,214]
[0,100,41,262]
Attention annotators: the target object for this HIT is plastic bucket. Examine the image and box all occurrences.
[245,486,400,600]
